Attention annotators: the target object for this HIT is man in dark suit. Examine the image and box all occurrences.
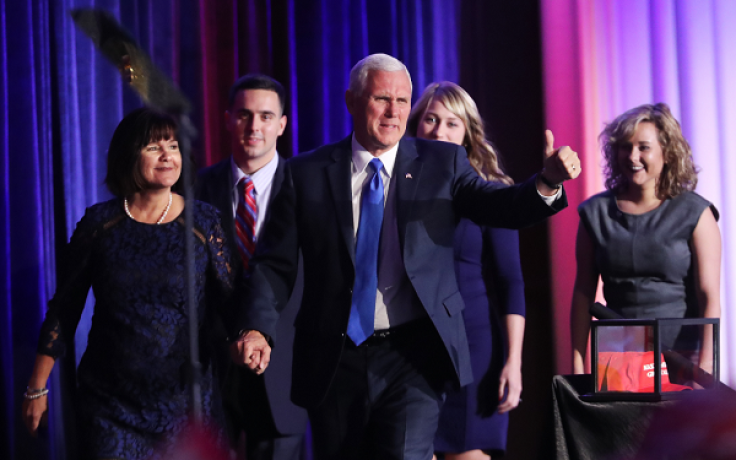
[196,74,307,460]
[231,54,581,459]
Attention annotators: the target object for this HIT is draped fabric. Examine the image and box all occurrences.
[1,1,461,458]
[199,0,459,164]
[541,0,736,383]
[2,2,69,458]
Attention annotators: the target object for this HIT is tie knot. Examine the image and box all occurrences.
[368,158,383,174]
[239,176,254,193]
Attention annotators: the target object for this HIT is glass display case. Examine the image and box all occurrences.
[581,318,719,401]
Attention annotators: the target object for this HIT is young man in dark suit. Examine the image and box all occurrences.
[231,55,581,459]
[196,74,307,460]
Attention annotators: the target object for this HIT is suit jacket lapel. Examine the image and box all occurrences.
[394,139,422,251]
[212,160,237,253]
[266,155,287,224]
[326,137,356,265]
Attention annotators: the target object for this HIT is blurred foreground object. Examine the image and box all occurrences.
[633,393,736,460]
[161,422,230,460]
[71,8,190,114]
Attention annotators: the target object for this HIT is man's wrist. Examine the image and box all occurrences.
[235,329,270,342]
[538,170,562,190]
[229,329,253,342]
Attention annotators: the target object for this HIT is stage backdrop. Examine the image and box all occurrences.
[13,1,733,459]
[541,0,736,382]
[1,1,466,459]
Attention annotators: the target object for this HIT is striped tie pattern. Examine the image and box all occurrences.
[235,176,257,271]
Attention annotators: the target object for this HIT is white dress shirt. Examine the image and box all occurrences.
[351,135,425,330]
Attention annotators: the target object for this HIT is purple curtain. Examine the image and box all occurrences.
[541,0,736,383]
[1,1,460,458]
[4,0,564,458]
[2,0,62,458]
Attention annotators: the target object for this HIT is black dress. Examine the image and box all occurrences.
[37,199,234,459]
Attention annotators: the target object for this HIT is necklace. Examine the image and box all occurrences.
[124,192,173,224]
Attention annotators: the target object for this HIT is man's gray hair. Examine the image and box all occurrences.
[348,53,412,95]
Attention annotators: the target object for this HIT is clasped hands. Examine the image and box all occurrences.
[230,330,271,375]
[538,129,581,195]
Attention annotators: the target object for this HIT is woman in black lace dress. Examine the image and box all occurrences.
[22,108,234,459]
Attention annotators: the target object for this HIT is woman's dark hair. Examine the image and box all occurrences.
[105,108,187,197]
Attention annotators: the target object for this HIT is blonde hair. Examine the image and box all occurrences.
[407,81,512,184]
[600,103,698,198]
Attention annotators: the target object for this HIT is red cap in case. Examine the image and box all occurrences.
[597,351,693,392]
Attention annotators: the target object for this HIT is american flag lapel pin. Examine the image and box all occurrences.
[405,173,413,179]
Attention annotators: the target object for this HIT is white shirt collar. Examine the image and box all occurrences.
[230,152,279,195]
[351,133,397,178]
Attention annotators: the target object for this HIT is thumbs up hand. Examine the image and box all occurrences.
[538,130,580,194]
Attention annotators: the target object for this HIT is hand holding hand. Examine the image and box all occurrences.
[229,330,271,375]
[497,361,522,414]
[539,130,581,193]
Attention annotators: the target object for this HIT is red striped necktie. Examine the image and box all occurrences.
[235,176,257,271]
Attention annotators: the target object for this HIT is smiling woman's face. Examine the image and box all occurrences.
[416,98,467,146]
[138,136,181,190]
[617,121,664,191]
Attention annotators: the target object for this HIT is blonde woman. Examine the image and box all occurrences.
[408,82,525,460]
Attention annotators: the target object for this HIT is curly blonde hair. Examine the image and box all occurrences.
[600,103,698,198]
[407,81,512,185]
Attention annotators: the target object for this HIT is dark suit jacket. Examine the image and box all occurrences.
[234,136,567,409]
[196,155,307,434]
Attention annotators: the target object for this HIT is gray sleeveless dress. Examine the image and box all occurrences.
[578,190,717,350]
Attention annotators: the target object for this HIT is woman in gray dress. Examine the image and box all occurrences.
[571,103,721,375]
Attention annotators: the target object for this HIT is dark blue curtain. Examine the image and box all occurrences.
[3,1,63,458]
[291,0,458,151]
[1,1,460,458]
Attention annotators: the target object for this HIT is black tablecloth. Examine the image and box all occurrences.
[552,374,677,460]
[553,374,736,460]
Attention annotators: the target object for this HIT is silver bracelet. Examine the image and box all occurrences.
[23,388,49,399]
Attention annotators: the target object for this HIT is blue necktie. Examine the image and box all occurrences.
[347,158,385,345]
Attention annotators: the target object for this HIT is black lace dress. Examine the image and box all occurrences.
[37,199,234,459]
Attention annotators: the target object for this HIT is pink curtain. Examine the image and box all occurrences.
[541,0,736,383]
